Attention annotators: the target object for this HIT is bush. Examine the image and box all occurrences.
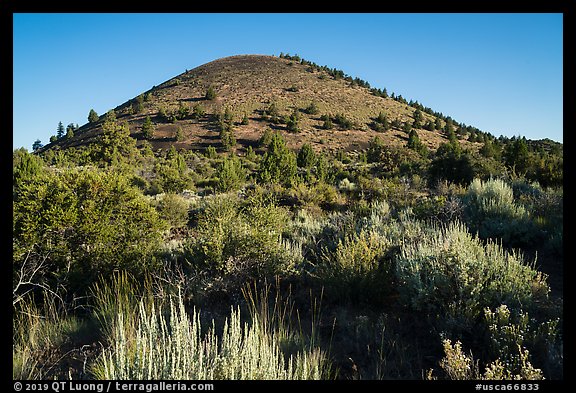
[463,178,538,246]
[188,194,296,277]
[286,109,300,132]
[395,221,549,322]
[483,305,560,378]
[259,128,274,147]
[13,168,166,293]
[156,193,190,229]
[151,162,194,194]
[332,113,353,130]
[433,338,544,380]
[297,143,316,169]
[303,102,319,115]
[205,146,217,159]
[317,230,393,304]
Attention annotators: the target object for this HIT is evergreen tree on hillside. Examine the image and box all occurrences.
[503,136,530,174]
[66,123,77,135]
[220,128,236,151]
[480,139,496,158]
[205,86,217,100]
[435,117,443,130]
[297,143,316,168]
[407,129,428,157]
[428,142,474,186]
[32,139,43,152]
[132,94,144,114]
[412,109,423,129]
[258,132,297,186]
[88,109,99,123]
[141,116,155,139]
[286,109,300,132]
[57,121,65,139]
[175,126,184,142]
[95,111,137,165]
[216,156,246,192]
[407,129,421,150]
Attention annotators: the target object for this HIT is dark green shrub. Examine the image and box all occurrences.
[303,102,319,115]
[13,168,166,293]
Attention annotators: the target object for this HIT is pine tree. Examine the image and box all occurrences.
[32,139,43,151]
[192,104,205,119]
[141,116,155,139]
[175,126,184,142]
[434,117,443,130]
[407,129,421,150]
[132,94,144,114]
[412,109,423,129]
[297,143,316,168]
[286,109,300,132]
[88,109,99,123]
[503,137,530,173]
[258,132,297,185]
[216,156,246,192]
[177,101,190,120]
[57,121,65,139]
[220,127,236,151]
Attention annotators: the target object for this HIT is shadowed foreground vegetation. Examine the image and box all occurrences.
[14,54,562,381]
[13,128,562,381]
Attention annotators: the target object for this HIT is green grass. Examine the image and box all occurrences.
[13,295,88,379]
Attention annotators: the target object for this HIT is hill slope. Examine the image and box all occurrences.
[45,54,480,155]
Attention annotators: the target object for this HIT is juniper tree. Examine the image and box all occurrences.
[177,101,190,120]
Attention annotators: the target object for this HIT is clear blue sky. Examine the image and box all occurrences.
[13,13,563,150]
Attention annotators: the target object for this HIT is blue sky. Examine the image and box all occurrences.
[13,13,563,150]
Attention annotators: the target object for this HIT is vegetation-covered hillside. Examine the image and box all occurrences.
[15,54,563,381]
